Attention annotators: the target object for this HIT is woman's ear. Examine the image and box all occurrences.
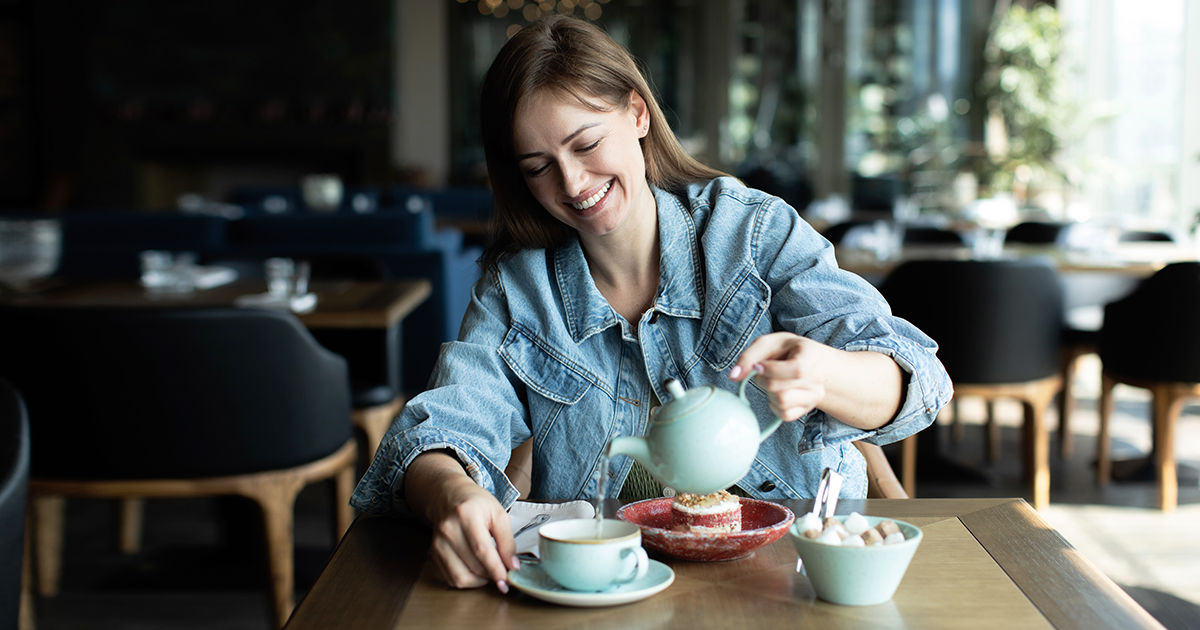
[629,89,650,138]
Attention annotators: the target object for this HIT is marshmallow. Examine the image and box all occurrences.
[842,534,866,547]
[815,529,843,546]
[797,513,824,538]
[884,531,906,545]
[843,512,871,536]
[875,519,901,539]
[860,527,884,546]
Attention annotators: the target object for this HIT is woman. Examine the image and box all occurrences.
[351,15,951,593]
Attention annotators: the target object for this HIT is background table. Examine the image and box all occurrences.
[284,498,1161,629]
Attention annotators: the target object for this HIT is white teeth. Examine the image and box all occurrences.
[570,181,611,211]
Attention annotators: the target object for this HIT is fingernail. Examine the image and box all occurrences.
[753,363,765,374]
[728,365,743,379]
[510,556,520,570]
[497,580,509,594]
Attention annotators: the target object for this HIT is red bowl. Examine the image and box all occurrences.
[617,497,795,562]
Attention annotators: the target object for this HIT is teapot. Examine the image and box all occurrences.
[607,374,782,494]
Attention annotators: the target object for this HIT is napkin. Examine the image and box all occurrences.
[508,500,596,556]
[191,265,238,290]
[233,292,318,314]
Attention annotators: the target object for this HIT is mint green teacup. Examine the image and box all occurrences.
[538,518,649,592]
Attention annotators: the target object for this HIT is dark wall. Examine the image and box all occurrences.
[1,0,394,212]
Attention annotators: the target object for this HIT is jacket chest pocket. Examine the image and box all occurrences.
[697,266,771,369]
[498,324,599,406]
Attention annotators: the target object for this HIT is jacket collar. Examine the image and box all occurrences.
[554,185,704,344]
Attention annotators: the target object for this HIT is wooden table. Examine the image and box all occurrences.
[0,278,432,330]
[284,498,1161,629]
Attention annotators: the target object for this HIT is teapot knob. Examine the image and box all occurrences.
[664,379,686,400]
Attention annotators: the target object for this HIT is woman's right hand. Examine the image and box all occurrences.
[405,451,519,592]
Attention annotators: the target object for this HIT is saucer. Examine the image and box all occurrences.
[506,559,674,607]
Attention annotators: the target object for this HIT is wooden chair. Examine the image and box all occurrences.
[854,440,909,499]
[0,306,358,628]
[881,259,1064,510]
[1095,262,1200,511]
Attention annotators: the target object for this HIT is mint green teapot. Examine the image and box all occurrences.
[607,374,782,494]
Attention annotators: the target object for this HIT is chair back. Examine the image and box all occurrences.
[1100,262,1200,383]
[0,306,352,480]
[0,378,29,630]
[1005,221,1070,246]
[880,259,1063,384]
[901,227,966,246]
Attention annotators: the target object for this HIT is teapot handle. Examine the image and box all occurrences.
[737,370,783,443]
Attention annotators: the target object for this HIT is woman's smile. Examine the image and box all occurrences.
[567,180,613,214]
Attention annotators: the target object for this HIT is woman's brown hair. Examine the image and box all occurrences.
[478,15,728,271]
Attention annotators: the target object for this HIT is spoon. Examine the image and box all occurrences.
[513,512,550,539]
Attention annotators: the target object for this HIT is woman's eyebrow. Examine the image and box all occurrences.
[516,123,601,160]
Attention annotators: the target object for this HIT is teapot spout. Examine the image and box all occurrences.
[607,435,652,469]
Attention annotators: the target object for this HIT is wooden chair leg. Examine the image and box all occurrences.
[900,434,917,498]
[118,497,144,555]
[243,477,305,629]
[20,513,35,630]
[1152,385,1188,512]
[1022,380,1059,511]
[333,462,355,542]
[949,399,963,443]
[984,399,1000,464]
[1097,374,1116,485]
[1058,351,1080,458]
[32,495,65,597]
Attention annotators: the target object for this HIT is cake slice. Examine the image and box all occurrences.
[671,490,742,533]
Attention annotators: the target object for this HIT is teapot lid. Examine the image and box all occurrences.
[657,379,715,422]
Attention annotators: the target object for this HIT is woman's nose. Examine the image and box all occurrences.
[559,159,587,197]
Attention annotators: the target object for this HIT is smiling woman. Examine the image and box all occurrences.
[350,14,950,597]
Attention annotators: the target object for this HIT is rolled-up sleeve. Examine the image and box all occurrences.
[350,271,531,515]
[749,196,952,447]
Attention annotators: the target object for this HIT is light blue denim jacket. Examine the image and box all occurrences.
[351,178,951,514]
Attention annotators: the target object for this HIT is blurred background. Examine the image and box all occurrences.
[3,1,1200,629]
[0,0,1196,236]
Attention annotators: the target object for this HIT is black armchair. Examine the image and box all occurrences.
[1097,262,1200,511]
[0,306,357,628]
[1,378,30,630]
[880,259,1064,509]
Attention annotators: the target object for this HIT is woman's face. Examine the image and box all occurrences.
[512,89,651,238]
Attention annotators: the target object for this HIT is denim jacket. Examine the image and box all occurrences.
[351,178,951,514]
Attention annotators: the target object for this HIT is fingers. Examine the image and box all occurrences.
[731,333,827,421]
[429,489,520,593]
[727,332,800,381]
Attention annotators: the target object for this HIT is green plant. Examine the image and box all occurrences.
[978,2,1066,197]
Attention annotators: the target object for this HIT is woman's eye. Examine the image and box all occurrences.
[526,163,550,177]
[578,139,601,153]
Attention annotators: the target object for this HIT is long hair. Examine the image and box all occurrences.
[479,15,729,271]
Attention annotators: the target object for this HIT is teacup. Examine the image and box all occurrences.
[538,518,649,592]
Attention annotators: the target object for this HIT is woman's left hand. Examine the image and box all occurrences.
[727,332,830,422]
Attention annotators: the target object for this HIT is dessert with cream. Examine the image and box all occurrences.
[671,490,742,533]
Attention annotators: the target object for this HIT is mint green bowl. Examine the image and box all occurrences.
[788,515,922,606]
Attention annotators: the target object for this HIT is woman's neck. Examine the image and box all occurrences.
[581,186,660,323]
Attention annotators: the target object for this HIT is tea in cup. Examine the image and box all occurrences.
[538,518,649,592]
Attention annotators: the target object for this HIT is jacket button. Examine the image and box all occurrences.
[759,480,776,492]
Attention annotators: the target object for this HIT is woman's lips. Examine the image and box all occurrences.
[567,180,613,214]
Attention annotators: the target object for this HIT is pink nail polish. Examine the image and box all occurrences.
[729,365,743,379]
[753,363,766,374]
[497,580,509,594]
